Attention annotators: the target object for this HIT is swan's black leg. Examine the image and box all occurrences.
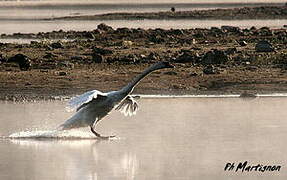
[90,125,115,139]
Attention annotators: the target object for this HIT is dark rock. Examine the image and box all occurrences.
[59,61,74,68]
[7,54,31,71]
[258,27,273,36]
[250,26,257,31]
[43,52,58,59]
[51,42,64,49]
[83,32,95,39]
[149,35,165,43]
[225,47,237,55]
[115,27,132,34]
[202,49,229,65]
[0,54,7,63]
[210,27,224,35]
[171,7,175,12]
[245,66,257,71]
[147,52,158,61]
[97,23,114,32]
[189,72,198,77]
[71,56,83,61]
[238,40,248,46]
[175,51,199,63]
[92,47,113,55]
[170,29,184,35]
[59,71,67,76]
[221,26,240,33]
[92,53,104,63]
[255,40,274,52]
[203,65,219,75]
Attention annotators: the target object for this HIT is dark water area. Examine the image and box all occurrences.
[0,97,286,179]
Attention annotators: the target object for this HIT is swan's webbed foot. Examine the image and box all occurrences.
[90,125,116,139]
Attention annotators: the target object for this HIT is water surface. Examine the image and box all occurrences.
[0,0,285,34]
[0,97,286,179]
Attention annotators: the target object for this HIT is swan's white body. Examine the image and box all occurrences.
[59,61,174,137]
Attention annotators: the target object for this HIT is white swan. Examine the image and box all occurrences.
[59,61,174,139]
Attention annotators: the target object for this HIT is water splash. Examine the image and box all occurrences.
[7,129,102,140]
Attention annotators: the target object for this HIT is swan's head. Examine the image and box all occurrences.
[153,61,175,70]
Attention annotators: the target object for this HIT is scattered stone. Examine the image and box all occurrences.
[238,40,248,46]
[245,66,257,71]
[175,50,199,63]
[40,69,49,73]
[122,41,133,47]
[170,29,184,35]
[189,72,198,76]
[147,52,158,61]
[171,7,175,12]
[43,52,58,59]
[225,47,237,55]
[58,61,74,68]
[201,49,229,65]
[116,27,132,34]
[221,26,240,33]
[83,32,95,39]
[0,54,7,63]
[71,56,83,61]
[51,42,64,49]
[92,47,113,55]
[255,40,274,52]
[258,27,273,36]
[59,71,67,76]
[92,53,104,63]
[203,65,219,74]
[149,35,165,43]
[8,54,31,71]
[97,23,114,32]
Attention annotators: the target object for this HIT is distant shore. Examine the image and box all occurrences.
[49,6,287,21]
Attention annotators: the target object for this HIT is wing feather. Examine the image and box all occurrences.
[116,95,139,116]
[66,90,107,111]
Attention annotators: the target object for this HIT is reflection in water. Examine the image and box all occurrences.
[8,138,138,180]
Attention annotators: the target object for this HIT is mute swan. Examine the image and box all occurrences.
[59,61,174,139]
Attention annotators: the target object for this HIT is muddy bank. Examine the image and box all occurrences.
[0,24,287,101]
[49,6,287,21]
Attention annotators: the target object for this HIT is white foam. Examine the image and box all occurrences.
[8,129,97,140]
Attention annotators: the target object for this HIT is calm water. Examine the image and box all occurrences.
[0,0,285,34]
[0,97,286,179]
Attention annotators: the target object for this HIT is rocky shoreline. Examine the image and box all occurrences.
[49,6,287,21]
[1,20,287,101]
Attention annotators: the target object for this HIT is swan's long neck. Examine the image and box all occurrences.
[120,64,160,95]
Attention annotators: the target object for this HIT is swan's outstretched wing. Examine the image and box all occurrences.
[66,90,107,111]
[115,96,139,116]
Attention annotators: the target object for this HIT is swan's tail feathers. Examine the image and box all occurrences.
[115,95,139,116]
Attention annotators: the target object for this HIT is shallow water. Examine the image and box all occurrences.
[0,96,286,179]
[0,1,285,34]
[1,19,286,36]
